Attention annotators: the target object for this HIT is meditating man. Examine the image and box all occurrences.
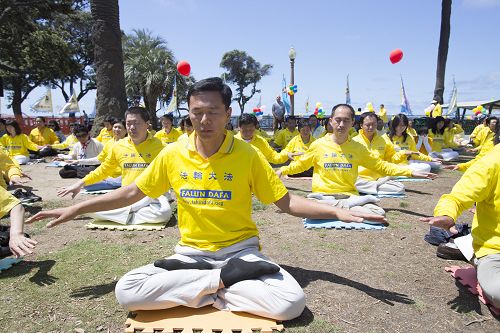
[272,116,299,150]
[278,104,436,215]
[29,78,386,321]
[55,107,171,225]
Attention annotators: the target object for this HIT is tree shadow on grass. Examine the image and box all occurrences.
[385,208,429,218]
[71,281,117,299]
[0,259,58,286]
[281,265,415,306]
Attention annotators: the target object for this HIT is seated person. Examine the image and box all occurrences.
[51,122,79,152]
[407,118,418,139]
[469,116,487,145]
[0,120,41,165]
[278,104,436,216]
[0,186,37,258]
[47,120,66,143]
[56,107,172,225]
[177,117,194,142]
[56,125,104,179]
[384,114,441,173]
[427,116,459,161]
[272,116,299,150]
[95,115,116,144]
[0,149,27,189]
[29,77,386,321]
[470,117,497,153]
[235,113,288,165]
[353,112,406,196]
[82,119,127,192]
[154,113,180,145]
[0,118,6,137]
[281,121,315,177]
[255,122,272,142]
[225,121,237,134]
[29,116,60,157]
[443,118,464,149]
[309,115,325,139]
[421,133,500,309]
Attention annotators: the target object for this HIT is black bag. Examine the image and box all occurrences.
[59,165,97,179]
[0,225,31,259]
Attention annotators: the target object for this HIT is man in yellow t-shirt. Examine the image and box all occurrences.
[56,107,171,225]
[421,134,500,308]
[29,78,386,321]
[29,116,60,157]
[1,187,37,258]
[154,113,180,145]
[278,104,436,215]
[95,116,115,145]
[272,116,299,150]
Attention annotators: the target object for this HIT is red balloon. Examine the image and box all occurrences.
[177,60,191,76]
[389,49,403,64]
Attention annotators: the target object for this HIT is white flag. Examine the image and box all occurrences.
[166,76,177,114]
[31,89,53,113]
[59,91,80,114]
[445,81,458,116]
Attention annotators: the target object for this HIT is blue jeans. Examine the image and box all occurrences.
[84,176,122,191]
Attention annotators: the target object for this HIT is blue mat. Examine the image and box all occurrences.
[0,257,22,272]
[393,177,431,182]
[303,218,386,230]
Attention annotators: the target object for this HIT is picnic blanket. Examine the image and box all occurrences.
[303,218,386,230]
[0,257,22,272]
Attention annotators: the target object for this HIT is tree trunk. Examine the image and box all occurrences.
[90,0,127,134]
[11,77,23,119]
[145,94,158,130]
[433,0,452,105]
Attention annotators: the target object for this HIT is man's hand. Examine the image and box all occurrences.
[442,164,459,171]
[287,152,303,160]
[411,171,438,179]
[57,180,85,199]
[275,169,283,178]
[9,233,38,258]
[27,207,79,228]
[9,172,32,186]
[419,215,455,232]
[335,209,388,225]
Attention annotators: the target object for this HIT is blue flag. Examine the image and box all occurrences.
[282,75,291,114]
[400,76,412,115]
[346,75,351,105]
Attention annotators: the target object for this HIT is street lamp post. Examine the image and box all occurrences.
[288,47,296,116]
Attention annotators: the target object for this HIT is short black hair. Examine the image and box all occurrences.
[309,114,318,119]
[238,113,258,127]
[5,119,22,136]
[187,77,232,109]
[360,112,379,125]
[430,116,445,135]
[73,124,89,136]
[285,116,297,122]
[332,104,355,119]
[0,118,5,125]
[35,116,46,123]
[104,115,116,123]
[125,106,150,122]
[418,126,429,136]
[112,118,126,128]
[486,116,497,126]
[160,113,174,123]
[298,121,311,131]
[48,120,61,131]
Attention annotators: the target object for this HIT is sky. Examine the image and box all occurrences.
[2,0,500,117]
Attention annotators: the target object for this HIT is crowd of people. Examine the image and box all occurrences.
[0,77,499,321]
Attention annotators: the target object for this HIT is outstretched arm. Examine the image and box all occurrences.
[9,204,38,258]
[28,183,146,228]
[274,192,387,224]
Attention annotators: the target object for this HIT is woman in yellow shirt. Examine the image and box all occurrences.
[384,114,441,173]
[0,120,41,164]
[282,122,315,177]
[428,116,459,161]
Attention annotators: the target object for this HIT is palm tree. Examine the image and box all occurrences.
[433,0,452,105]
[123,29,188,129]
[90,0,127,130]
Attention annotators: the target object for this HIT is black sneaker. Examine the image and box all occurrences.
[23,190,42,203]
[436,242,467,261]
[12,189,25,200]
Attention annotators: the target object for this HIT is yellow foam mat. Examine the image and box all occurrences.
[125,306,284,333]
[85,220,167,231]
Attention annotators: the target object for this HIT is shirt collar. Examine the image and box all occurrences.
[127,132,153,145]
[188,130,235,155]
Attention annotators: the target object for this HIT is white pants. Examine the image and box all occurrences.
[88,194,172,225]
[355,177,405,196]
[13,155,29,165]
[307,193,385,216]
[406,161,432,173]
[477,253,500,308]
[430,149,459,161]
[115,237,306,321]
[409,160,441,171]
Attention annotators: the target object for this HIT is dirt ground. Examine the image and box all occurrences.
[1,161,500,333]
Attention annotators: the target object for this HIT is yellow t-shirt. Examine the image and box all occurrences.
[0,186,20,219]
[0,150,22,189]
[428,130,447,152]
[470,124,485,140]
[51,134,79,150]
[273,128,299,148]
[352,130,404,181]
[154,128,181,145]
[383,134,432,164]
[135,131,288,251]
[29,127,59,146]
[407,127,417,138]
[256,128,272,142]
[234,132,288,165]
[473,127,494,150]
[83,134,163,186]
[96,139,122,178]
[95,128,114,145]
[0,134,39,157]
[280,135,412,195]
[458,140,496,172]
[282,134,315,161]
[434,144,500,258]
